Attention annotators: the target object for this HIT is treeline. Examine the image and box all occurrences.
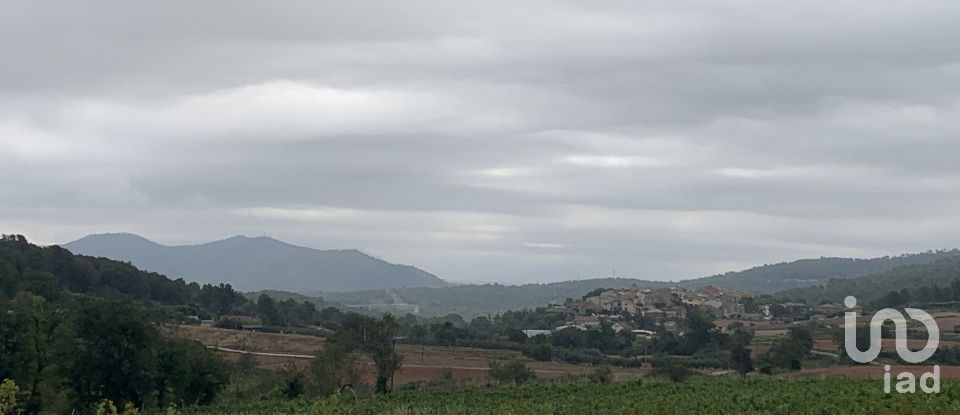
[681,249,960,294]
[0,235,248,319]
[0,235,421,413]
[0,293,227,413]
[778,255,960,307]
[0,235,235,413]
[870,278,960,309]
[0,235,345,329]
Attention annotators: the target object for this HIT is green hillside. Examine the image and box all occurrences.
[319,278,670,318]
[778,254,960,306]
[679,250,960,294]
[317,251,960,317]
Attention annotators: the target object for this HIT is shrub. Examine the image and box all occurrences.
[589,366,613,384]
[488,360,535,386]
[279,365,306,399]
[523,343,553,362]
[0,379,18,415]
[651,355,691,383]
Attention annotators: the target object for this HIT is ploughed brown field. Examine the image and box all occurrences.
[168,325,649,385]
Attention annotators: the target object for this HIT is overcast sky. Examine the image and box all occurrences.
[3,1,960,283]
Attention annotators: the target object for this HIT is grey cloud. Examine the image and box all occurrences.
[3,1,960,283]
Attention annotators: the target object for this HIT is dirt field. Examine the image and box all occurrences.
[933,313,960,334]
[813,338,960,353]
[171,325,649,385]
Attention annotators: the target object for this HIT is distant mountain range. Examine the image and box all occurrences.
[63,233,448,292]
[62,232,960,317]
[318,278,671,318]
[320,250,960,317]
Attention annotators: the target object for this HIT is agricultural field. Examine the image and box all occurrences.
[181,376,960,415]
[172,325,649,384]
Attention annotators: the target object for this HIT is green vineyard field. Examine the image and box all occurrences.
[182,377,960,415]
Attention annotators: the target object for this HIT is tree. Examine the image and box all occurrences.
[651,354,690,383]
[0,237,236,412]
[551,327,585,349]
[0,379,19,415]
[257,294,283,326]
[877,290,908,308]
[730,344,752,376]
[13,294,58,413]
[759,328,813,372]
[361,315,403,394]
[0,261,17,299]
[309,338,360,397]
[523,342,553,361]
[154,337,227,407]
[198,284,242,316]
[58,300,157,408]
[488,360,534,385]
[0,311,21,384]
[589,366,613,384]
[787,326,814,352]
[279,365,305,399]
[729,325,753,376]
[679,306,719,354]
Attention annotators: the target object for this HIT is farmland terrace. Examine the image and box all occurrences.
[169,325,650,384]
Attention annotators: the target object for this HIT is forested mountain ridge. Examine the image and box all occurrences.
[777,254,960,306]
[0,234,244,410]
[320,250,960,317]
[0,234,394,411]
[63,233,448,292]
[319,278,672,318]
[0,233,248,318]
[677,250,960,294]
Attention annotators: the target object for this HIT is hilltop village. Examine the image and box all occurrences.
[524,285,815,338]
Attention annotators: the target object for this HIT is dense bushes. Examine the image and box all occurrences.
[488,360,534,385]
[0,295,228,413]
[0,236,241,413]
[0,236,248,319]
[522,343,553,361]
[650,354,691,383]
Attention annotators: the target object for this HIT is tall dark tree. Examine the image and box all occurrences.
[257,294,283,326]
[58,300,157,408]
[309,336,360,397]
[679,306,719,354]
[155,338,227,407]
[14,295,58,413]
[729,324,753,376]
[362,315,403,394]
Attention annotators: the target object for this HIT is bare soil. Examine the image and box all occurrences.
[173,325,649,385]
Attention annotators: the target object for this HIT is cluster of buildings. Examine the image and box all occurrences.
[522,285,754,338]
[571,285,751,320]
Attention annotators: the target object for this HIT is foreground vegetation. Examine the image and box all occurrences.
[180,376,960,415]
[5,233,960,413]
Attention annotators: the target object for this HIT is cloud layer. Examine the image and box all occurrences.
[3,1,960,283]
